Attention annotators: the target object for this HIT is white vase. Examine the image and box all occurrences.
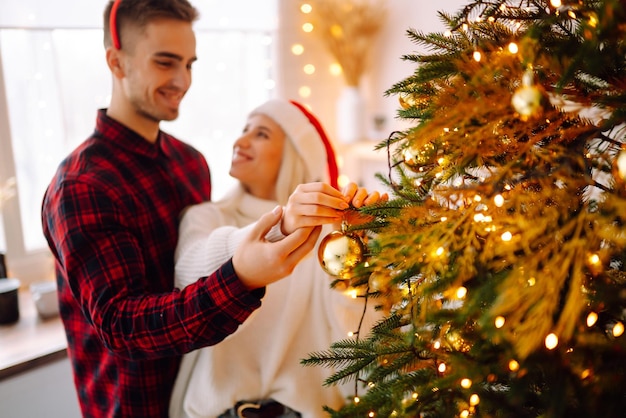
[336,86,366,143]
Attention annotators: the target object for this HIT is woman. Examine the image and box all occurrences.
[169,99,384,418]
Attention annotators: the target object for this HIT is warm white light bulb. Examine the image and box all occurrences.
[545,333,559,350]
[495,316,505,328]
[494,194,504,207]
[586,312,598,327]
[291,44,304,55]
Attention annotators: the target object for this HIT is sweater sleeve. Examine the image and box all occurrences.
[175,202,256,289]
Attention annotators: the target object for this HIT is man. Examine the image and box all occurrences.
[41,1,349,416]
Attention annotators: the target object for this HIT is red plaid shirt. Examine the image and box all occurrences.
[42,109,263,418]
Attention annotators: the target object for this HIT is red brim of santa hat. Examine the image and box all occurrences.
[110,0,122,49]
[250,99,339,189]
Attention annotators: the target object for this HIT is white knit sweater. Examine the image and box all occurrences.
[169,188,380,418]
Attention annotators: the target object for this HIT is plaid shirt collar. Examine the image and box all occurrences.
[95,108,177,159]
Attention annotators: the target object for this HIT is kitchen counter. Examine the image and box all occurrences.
[0,287,67,380]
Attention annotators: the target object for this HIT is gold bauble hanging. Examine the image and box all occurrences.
[511,68,544,120]
[318,230,366,280]
[402,141,438,171]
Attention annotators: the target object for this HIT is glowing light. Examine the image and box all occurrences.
[433,341,441,349]
[412,392,418,399]
[347,331,354,337]
[460,411,470,418]
[369,412,375,418]
[300,3,312,13]
[474,195,482,202]
[303,64,315,75]
[508,359,519,371]
[438,363,447,373]
[581,369,591,379]
[501,231,513,241]
[329,63,342,76]
[588,253,601,265]
[291,44,304,55]
[495,316,506,328]
[441,217,448,222]
[613,322,624,337]
[568,11,576,19]
[545,333,559,350]
[586,312,598,327]
[494,194,504,207]
[456,286,467,299]
[508,42,518,54]
[337,174,350,189]
[473,51,482,62]
[461,378,472,389]
[444,30,452,37]
[550,0,562,6]
[354,396,360,403]
[469,394,480,406]
[298,86,311,98]
[302,22,313,33]
[527,277,536,286]
[435,247,445,256]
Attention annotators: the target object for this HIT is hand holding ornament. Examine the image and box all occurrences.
[318,183,388,280]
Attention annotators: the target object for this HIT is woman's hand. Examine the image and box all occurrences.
[281,182,388,235]
[341,182,388,209]
[281,182,348,235]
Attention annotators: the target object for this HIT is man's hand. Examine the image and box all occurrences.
[233,206,321,290]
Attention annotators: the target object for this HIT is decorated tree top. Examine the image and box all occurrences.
[304,1,626,417]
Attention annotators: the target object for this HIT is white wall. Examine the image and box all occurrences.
[366,0,467,134]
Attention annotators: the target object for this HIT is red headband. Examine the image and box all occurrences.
[110,0,122,49]
[289,100,339,189]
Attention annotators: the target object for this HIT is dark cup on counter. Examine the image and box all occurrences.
[0,278,20,325]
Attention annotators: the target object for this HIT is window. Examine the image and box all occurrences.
[0,0,277,282]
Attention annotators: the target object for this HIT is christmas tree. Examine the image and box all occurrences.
[305,1,626,416]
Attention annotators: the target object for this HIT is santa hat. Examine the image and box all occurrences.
[250,99,339,189]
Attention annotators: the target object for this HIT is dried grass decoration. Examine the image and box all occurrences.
[309,0,387,87]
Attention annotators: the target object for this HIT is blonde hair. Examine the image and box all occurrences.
[274,138,309,206]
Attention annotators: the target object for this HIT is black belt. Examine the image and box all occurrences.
[221,399,301,418]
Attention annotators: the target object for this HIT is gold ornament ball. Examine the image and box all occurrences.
[402,141,438,171]
[399,92,418,109]
[318,231,365,280]
[511,84,543,119]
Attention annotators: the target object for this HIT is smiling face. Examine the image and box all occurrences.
[229,114,286,200]
[107,18,197,140]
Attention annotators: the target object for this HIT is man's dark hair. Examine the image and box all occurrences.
[103,0,199,49]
